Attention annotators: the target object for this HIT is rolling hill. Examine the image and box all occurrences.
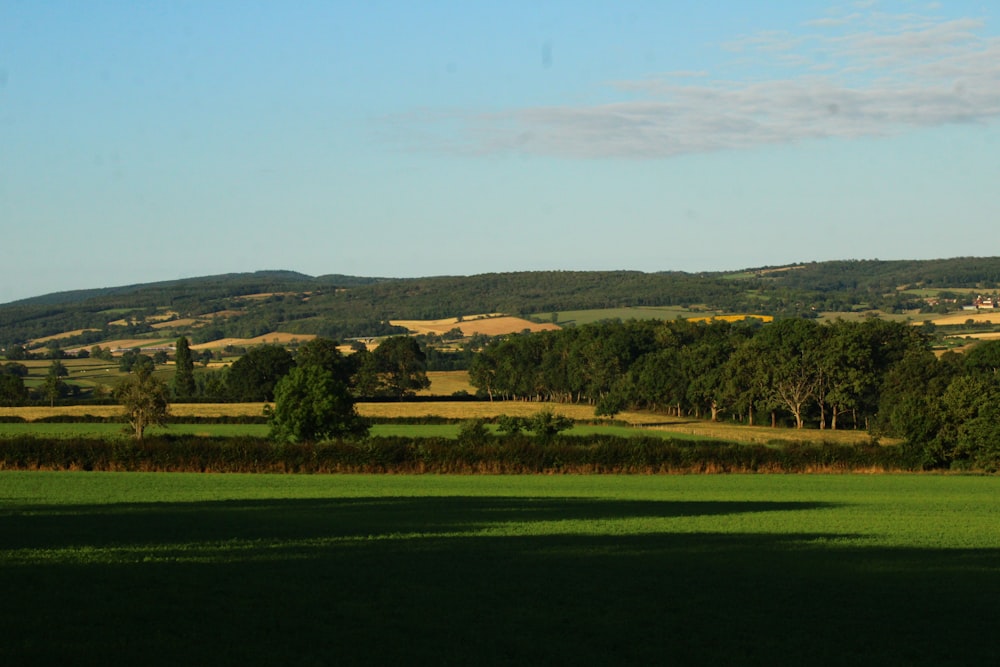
[3,258,1000,353]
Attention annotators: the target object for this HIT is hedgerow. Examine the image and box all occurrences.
[0,434,914,474]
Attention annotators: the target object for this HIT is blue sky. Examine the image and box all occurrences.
[2,0,999,303]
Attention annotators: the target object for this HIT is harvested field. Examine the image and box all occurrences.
[948,331,1000,340]
[29,329,101,346]
[687,314,773,324]
[418,371,476,396]
[190,332,316,350]
[151,318,200,329]
[392,315,559,336]
[69,338,173,353]
[923,311,1000,325]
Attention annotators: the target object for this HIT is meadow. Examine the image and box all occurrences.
[0,401,879,445]
[1,473,998,666]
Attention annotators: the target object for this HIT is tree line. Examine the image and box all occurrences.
[468,318,1000,469]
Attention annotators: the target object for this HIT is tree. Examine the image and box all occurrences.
[527,409,573,442]
[115,365,170,441]
[173,336,196,399]
[367,336,430,399]
[226,345,295,401]
[5,345,29,361]
[750,319,822,429]
[294,337,356,385]
[43,360,69,407]
[267,364,367,443]
[0,374,28,406]
[120,349,154,374]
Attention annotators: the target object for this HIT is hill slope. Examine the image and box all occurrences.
[3,258,1000,350]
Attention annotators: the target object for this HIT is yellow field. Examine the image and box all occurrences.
[190,332,317,350]
[392,315,560,337]
[923,311,1000,325]
[419,371,476,396]
[29,329,101,346]
[68,338,174,353]
[0,401,880,445]
[947,332,1000,341]
[151,318,201,329]
[686,314,773,324]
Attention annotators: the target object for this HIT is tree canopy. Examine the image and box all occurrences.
[115,365,170,441]
[267,337,367,443]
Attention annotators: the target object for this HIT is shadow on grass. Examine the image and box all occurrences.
[2,497,998,666]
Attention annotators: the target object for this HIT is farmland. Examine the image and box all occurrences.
[0,400,879,445]
[2,473,998,666]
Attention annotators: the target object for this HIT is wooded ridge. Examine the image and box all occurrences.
[3,257,1000,348]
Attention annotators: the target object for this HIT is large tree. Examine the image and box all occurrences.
[115,365,170,441]
[0,373,28,406]
[267,364,367,443]
[360,336,430,399]
[43,360,69,407]
[173,336,196,399]
[226,345,295,401]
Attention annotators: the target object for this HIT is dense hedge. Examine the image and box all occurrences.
[0,434,914,474]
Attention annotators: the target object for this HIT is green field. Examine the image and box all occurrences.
[2,473,998,665]
[553,306,707,326]
[0,422,712,441]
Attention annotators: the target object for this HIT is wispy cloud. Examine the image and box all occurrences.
[401,5,1000,159]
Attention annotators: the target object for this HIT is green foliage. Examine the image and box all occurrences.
[226,345,294,401]
[457,418,491,445]
[0,374,28,406]
[357,336,431,399]
[267,365,367,443]
[527,409,574,441]
[114,366,170,441]
[173,336,196,399]
[0,433,908,473]
[119,349,154,374]
[496,414,527,434]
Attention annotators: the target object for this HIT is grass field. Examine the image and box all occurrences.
[0,401,880,444]
[0,420,710,441]
[1,473,998,666]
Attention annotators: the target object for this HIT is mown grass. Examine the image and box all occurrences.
[1,473,998,666]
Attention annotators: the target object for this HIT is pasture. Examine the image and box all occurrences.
[0,401,879,445]
[1,473,997,666]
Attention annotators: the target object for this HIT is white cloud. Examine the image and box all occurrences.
[399,6,1000,159]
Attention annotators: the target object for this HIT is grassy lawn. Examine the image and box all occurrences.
[1,473,998,666]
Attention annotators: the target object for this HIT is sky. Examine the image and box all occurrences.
[2,0,999,304]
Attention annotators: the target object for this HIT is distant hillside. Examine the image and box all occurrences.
[3,258,1000,351]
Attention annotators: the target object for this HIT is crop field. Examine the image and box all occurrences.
[925,311,1000,325]
[1,473,997,666]
[392,315,561,336]
[418,370,477,396]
